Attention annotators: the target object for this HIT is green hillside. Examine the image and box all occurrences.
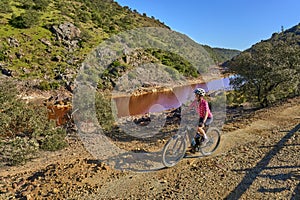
[0,0,239,91]
[202,45,240,64]
[0,0,169,87]
[223,23,300,107]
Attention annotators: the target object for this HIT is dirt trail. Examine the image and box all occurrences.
[0,97,299,199]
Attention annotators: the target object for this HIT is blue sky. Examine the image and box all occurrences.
[114,0,300,51]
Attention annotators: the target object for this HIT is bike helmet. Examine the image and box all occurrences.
[193,88,206,96]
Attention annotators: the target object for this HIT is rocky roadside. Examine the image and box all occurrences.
[0,97,299,199]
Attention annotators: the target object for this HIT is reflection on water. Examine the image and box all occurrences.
[113,77,231,117]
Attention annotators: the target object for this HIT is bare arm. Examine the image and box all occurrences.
[182,100,196,115]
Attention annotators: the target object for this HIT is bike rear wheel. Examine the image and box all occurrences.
[200,127,221,156]
[162,135,187,167]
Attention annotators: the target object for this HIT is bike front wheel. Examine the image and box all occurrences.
[200,127,221,156]
[162,135,187,168]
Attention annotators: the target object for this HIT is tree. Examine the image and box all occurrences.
[226,41,300,107]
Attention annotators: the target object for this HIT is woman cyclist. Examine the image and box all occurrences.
[187,88,213,149]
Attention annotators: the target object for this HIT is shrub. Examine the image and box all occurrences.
[9,10,41,28]
[226,91,247,106]
[38,80,51,90]
[95,91,115,132]
[0,80,68,165]
[38,80,61,90]
[1,137,39,166]
[164,66,180,80]
[146,49,198,78]
[40,128,67,151]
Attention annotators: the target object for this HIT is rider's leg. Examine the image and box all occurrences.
[194,118,207,147]
[198,118,213,146]
[197,118,208,139]
[192,118,212,148]
[200,117,213,135]
[197,126,207,137]
[197,126,208,145]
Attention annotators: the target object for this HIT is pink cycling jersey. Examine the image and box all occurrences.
[190,99,213,118]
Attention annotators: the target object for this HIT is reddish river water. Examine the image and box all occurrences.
[113,77,230,117]
[47,77,231,124]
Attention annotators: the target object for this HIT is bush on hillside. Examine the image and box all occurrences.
[0,80,67,165]
[9,10,41,28]
[95,91,115,132]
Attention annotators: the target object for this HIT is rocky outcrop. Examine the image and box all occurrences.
[51,22,81,51]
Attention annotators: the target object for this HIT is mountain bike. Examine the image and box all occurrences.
[162,125,221,168]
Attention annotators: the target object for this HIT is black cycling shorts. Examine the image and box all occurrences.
[198,117,213,127]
